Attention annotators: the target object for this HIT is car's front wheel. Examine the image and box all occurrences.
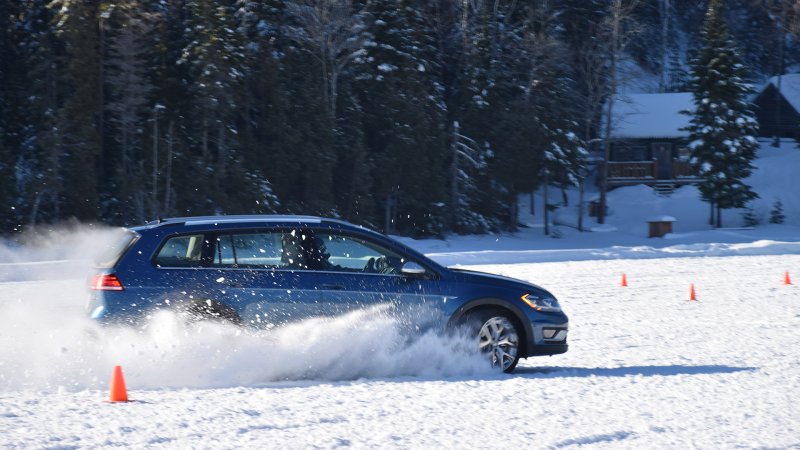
[475,310,521,373]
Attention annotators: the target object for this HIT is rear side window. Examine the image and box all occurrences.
[213,230,308,269]
[154,234,205,267]
[95,229,140,268]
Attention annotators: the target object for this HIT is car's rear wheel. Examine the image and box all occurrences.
[474,310,521,373]
[182,300,242,326]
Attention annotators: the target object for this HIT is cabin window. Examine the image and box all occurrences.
[614,144,648,161]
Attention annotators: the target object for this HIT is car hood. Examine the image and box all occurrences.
[447,267,551,296]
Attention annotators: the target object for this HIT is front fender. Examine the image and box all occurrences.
[446,297,534,356]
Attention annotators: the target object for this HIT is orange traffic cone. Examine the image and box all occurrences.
[785,271,792,285]
[621,273,628,287]
[108,365,129,403]
[689,284,697,301]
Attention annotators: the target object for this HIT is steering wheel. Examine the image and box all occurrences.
[374,256,390,273]
[363,256,393,274]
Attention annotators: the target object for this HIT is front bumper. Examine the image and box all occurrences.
[525,321,568,357]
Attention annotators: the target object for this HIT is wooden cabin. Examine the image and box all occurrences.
[752,74,800,140]
[606,93,700,188]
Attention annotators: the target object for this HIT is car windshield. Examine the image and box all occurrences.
[95,229,139,268]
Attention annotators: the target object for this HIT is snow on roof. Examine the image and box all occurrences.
[610,92,693,139]
[646,215,676,222]
[762,74,800,113]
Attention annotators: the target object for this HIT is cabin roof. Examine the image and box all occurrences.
[610,93,693,139]
[760,74,800,113]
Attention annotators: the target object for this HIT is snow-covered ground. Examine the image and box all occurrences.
[1,142,800,447]
[1,249,799,448]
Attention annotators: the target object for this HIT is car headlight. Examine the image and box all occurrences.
[520,293,561,312]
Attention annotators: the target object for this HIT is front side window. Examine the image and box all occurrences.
[311,233,405,274]
[212,230,309,269]
[154,234,205,267]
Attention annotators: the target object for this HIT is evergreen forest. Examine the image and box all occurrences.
[1,0,798,235]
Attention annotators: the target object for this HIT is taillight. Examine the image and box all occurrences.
[91,274,124,291]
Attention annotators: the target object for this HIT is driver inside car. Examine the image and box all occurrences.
[311,235,400,273]
[311,236,347,271]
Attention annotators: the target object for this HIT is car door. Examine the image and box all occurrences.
[308,231,446,329]
[149,232,226,310]
[208,228,323,327]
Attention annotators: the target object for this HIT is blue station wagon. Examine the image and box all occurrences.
[89,215,568,372]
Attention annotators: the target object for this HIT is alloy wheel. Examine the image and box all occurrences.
[478,316,519,371]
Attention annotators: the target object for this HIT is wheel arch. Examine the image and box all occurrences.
[183,298,243,325]
[447,298,533,357]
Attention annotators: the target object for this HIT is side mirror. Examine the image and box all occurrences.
[400,261,427,277]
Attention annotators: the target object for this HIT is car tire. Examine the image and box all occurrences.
[469,309,521,373]
[182,300,242,326]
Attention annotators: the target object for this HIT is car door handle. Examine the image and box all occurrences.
[320,284,346,291]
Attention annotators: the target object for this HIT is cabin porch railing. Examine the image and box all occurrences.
[607,161,656,179]
[606,160,700,187]
[672,160,697,178]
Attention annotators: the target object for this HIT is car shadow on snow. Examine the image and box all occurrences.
[254,365,757,389]
[514,364,757,378]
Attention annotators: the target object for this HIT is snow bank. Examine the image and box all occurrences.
[746,141,800,224]
[606,184,711,235]
[422,239,800,266]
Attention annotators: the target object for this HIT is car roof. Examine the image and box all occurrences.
[131,215,363,231]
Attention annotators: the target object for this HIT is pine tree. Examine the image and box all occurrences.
[235,0,337,216]
[354,0,448,234]
[0,136,16,231]
[284,0,367,119]
[233,0,287,216]
[683,0,759,228]
[448,121,497,234]
[178,0,254,215]
[447,1,587,231]
[147,0,193,218]
[519,3,586,225]
[741,204,758,227]
[0,0,20,231]
[11,1,60,225]
[555,0,609,141]
[47,0,103,222]
[769,199,785,224]
[450,0,530,231]
[103,1,158,223]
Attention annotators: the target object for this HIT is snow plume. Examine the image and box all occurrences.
[0,302,491,391]
[0,226,491,391]
[0,223,126,282]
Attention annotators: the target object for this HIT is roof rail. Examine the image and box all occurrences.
[151,215,326,227]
